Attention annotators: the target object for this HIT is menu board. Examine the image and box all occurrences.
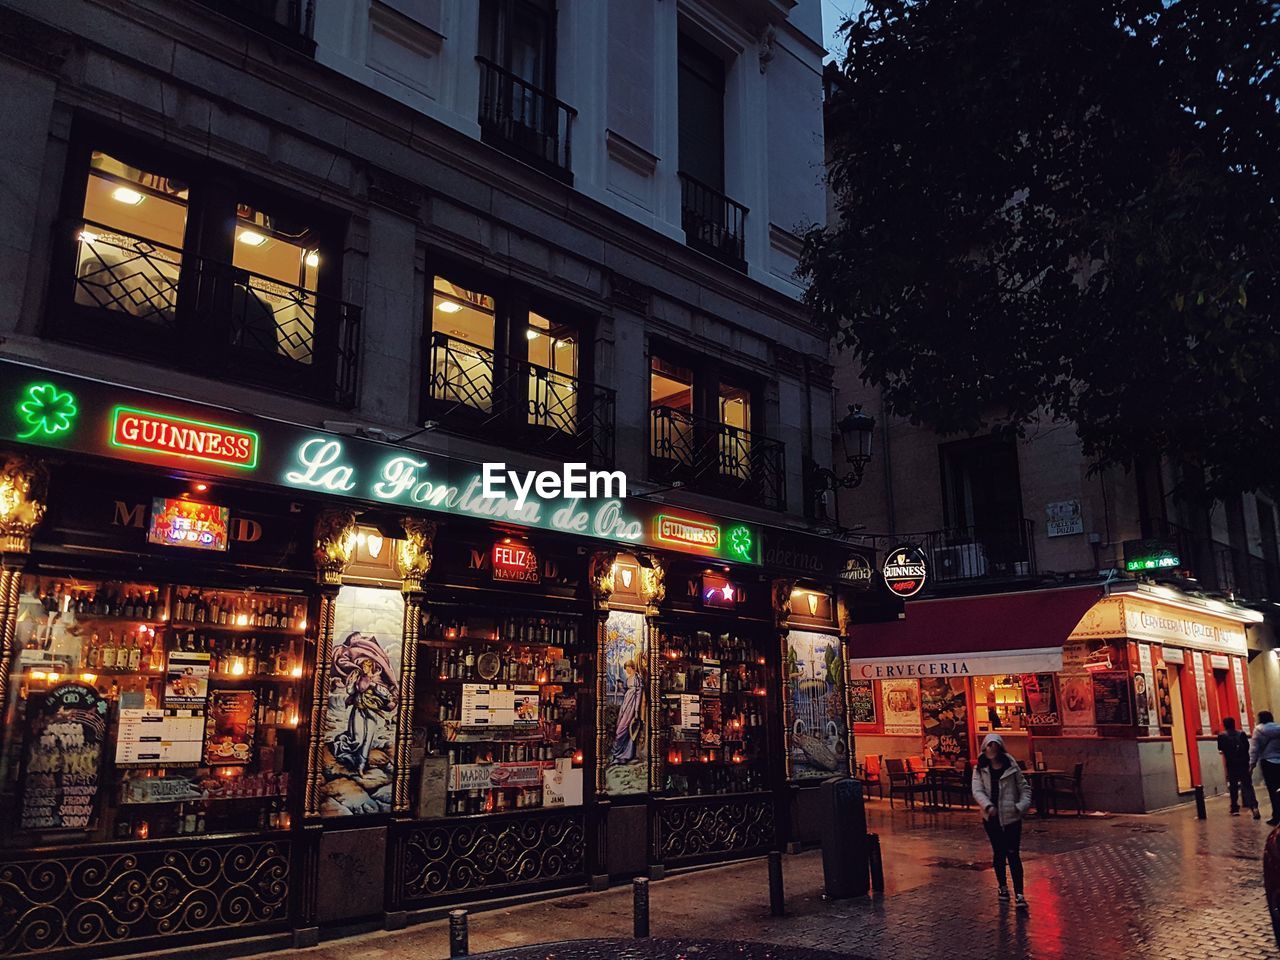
[204,688,256,764]
[1191,653,1212,731]
[1091,671,1133,726]
[164,649,211,707]
[19,683,108,832]
[920,677,968,765]
[116,708,205,765]
[1022,673,1060,726]
[1234,658,1249,726]
[460,684,540,727]
[849,678,876,725]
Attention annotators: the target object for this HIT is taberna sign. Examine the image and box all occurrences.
[839,552,873,591]
[882,545,928,598]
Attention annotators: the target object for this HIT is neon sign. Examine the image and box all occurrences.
[655,515,720,550]
[147,498,230,551]
[492,541,540,583]
[17,382,77,440]
[726,524,755,562]
[111,407,258,469]
[1123,539,1181,573]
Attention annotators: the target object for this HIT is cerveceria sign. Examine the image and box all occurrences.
[0,361,760,564]
[882,545,928,598]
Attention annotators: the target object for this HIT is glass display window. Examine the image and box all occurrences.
[411,605,588,818]
[0,575,309,848]
[658,625,771,796]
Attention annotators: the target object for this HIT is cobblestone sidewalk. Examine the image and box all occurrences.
[255,795,1276,960]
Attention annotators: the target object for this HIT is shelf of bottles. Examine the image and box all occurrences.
[413,608,587,818]
[657,626,772,797]
[3,576,309,846]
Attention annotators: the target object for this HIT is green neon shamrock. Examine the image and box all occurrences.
[728,525,754,561]
[17,382,78,440]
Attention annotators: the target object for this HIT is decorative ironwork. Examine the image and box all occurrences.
[920,518,1037,585]
[476,56,577,182]
[649,406,785,511]
[678,172,748,271]
[653,795,775,864]
[68,223,361,407]
[396,810,585,904]
[0,838,289,957]
[426,333,616,467]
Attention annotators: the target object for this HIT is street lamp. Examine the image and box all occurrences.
[807,404,875,518]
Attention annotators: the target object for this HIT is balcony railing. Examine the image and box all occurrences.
[678,172,748,271]
[477,56,577,183]
[922,519,1038,585]
[649,406,785,511]
[193,0,316,52]
[1160,522,1280,601]
[69,221,360,406]
[426,332,616,467]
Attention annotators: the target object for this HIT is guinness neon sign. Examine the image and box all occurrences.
[110,407,258,469]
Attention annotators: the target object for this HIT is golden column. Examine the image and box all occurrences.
[393,517,436,812]
[588,550,617,796]
[638,553,665,794]
[304,507,358,818]
[0,455,47,714]
[771,579,796,780]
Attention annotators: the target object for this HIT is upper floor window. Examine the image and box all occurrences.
[936,438,1031,578]
[61,130,358,406]
[481,0,556,93]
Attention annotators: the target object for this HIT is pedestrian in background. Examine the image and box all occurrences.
[972,732,1033,909]
[1217,717,1259,819]
[1249,710,1280,826]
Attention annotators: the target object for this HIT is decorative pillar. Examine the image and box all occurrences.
[0,455,47,715]
[589,550,617,797]
[772,579,796,778]
[305,508,357,818]
[393,517,436,812]
[638,554,665,797]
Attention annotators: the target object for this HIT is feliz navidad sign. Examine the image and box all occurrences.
[0,360,760,564]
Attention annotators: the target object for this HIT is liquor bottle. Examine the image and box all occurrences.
[182,803,197,835]
[126,635,142,671]
[195,805,206,834]
[145,590,156,621]
[464,645,475,680]
[246,638,258,676]
[101,631,118,670]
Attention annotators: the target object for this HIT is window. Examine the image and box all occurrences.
[429,276,497,412]
[650,356,695,464]
[61,130,355,405]
[938,439,1028,573]
[677,34,725,192]
[527,310,577,431]
[718,382,751,480]
[481,0,556,92]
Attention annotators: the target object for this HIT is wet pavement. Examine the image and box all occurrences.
[255,795,1277,960]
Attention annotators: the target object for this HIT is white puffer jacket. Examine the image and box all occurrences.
[971,735,1033,827]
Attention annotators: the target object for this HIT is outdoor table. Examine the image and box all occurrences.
[1022,768,1067,818]
[923,767,966,810]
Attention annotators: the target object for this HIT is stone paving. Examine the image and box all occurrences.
[254,795,1277,960]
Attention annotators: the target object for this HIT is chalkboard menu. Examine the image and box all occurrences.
[19,683,108,832]
[1092,671,1134,726]
[849,678,877,724]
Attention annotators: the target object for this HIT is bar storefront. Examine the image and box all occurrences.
[0,359,873,959]
[848,583,1262,812]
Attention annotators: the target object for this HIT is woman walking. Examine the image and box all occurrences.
[971,733,1034,909]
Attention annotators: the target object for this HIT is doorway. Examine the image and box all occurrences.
[1168,664,1192,793]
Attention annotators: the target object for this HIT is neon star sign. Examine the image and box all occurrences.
[16,382,78,440]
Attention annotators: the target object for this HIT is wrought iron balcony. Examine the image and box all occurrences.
[678,172,748,271]
[68,221,360,406]
[922,519,1038,585]
[193,0,316,53]
[1160,522,1280,601]
[425,332,616,467]
[649,406,785,511]
[477,57,577,183]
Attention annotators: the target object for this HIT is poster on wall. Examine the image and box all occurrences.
[920,677,968,766]
[1233,658,1249,727]
[1091,671,1134,726]
[1059,641,1098,736]
[1155,663,1174,726]
[320,586,405,817]
[881,678,922,737]
[204,689,256,765]
[785,630,849,780]
[1191,652,1212,732]
[1021,673,1060,726]
[1136,644,1160,735]
[604,609,648,795]
[849,678,877,725]
[164,649,210,707]
[18,682,108,832]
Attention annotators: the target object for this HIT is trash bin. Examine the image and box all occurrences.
[818,776,870,898]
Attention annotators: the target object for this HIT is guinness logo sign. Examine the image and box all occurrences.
[882,545,928,598]
[840,553,873,590]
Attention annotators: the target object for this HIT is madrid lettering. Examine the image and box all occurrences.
[283,437,643,543]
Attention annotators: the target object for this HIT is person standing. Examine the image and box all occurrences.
[1249,710,1280,826]
[971,732,1034,909]
[1217,717,1259,818]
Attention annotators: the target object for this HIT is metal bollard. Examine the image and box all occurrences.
[633,876,650,938]
[867,832,884,893]
[768,850,785,916]
[1194,785,1207,820]
[448,908,469,957]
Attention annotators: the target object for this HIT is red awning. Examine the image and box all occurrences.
[849,585,1103,659]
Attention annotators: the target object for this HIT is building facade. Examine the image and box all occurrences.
[0,2,873,958]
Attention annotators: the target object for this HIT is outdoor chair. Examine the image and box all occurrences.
[860,754,884,799]
[1046,762,1086,816]
[885,757,931,809]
